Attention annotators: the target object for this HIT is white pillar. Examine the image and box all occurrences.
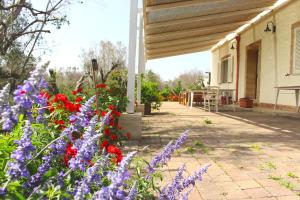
[126,0,138,114]
[137,13,145,105]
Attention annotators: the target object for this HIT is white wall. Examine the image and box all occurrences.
[211,0,300,106]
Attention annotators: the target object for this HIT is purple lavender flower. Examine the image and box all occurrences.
[125,181,138,200]
[149,130,189,173]
[74,156,109,200]
[0,83,10,112]
[6,121,35,179]
[182,164,210,188]
[159,165,186,200]
[0,187,6,196]
[69,116,99,170]
[92,151,137,200]
[69,96,95,129]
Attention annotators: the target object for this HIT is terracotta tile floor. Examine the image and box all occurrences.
[135,102,300,200]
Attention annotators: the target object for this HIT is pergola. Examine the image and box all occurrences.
[126,0,279,113]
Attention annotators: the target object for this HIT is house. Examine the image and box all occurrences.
[211,0,300,111]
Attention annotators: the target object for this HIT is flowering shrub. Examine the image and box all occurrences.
[0,66,209,199]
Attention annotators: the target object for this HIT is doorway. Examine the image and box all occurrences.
[245,41,261,101]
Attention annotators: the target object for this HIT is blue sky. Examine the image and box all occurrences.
[39,0,212,81]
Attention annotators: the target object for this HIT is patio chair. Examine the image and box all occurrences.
[203,86,220,112]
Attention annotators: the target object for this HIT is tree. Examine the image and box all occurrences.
[0,0,77,88]
[173,69,205,90]
[81,41,127,83]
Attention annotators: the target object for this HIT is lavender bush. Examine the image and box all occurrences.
[0,66,209,199]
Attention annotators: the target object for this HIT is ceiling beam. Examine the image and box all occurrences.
[147,40,219,55]
[146,6,271,30]
[146,31,230,49]
[146,21,247,43]
[147,45,212,60]
[146,0,223,12]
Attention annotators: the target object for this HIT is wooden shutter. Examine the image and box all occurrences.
[294,27,300,73]
[228,56,234,83]
[218,61,222,84]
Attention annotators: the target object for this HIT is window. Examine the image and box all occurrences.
[293,27,300,73]
[291,21,300,74]
[218,56,233,83]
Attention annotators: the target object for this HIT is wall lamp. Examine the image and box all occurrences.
[264,21,276,33]
[230,41,237,50]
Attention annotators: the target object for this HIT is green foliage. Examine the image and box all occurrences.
[106,69,128,112]
[287,172,298,179]
[203,119,212,125]
[131,157,162,200]
[194,140,209,154]
[160,86,171,100]
[250,144,262,152]
[141,80,161,110]
[173,81,183,95]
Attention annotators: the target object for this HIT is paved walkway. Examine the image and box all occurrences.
[138,102,300,200]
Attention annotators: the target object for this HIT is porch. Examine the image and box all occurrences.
[130,102,300,199]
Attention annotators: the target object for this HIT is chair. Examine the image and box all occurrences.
[203,86,220,112]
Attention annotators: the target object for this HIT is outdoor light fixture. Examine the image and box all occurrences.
[205,72,211,86]
[230,41,237,50]
[91,59,98,71]
[264,21,276,33]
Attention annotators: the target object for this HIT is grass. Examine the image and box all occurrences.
[203,119,212,125]
[269,174,295,190]
[186,146,196,154]
[287,172,298,179]
[259,162,276,171]
[194,140,209,154]
[250,144,262,152]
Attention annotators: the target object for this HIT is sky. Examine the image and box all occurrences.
[37,0,212,81]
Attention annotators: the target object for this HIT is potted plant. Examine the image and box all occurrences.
[141,80,161,115]
[239,97,254,108]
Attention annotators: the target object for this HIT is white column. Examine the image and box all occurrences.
[137,13,145,105]
[126,0,138,114]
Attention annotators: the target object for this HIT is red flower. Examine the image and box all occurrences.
[112,110,121,117]
[108,105,115,110]
[53,93,69,103]
[55,120,65,125]
[96,83,106,88]
[75,97,83,103]
[104,127,110,136]
[107,145,123,163]
[126,132,132,140]
[101,111,107,117]
[72,90,77,95]
[110,134,118,141]
[64,143,77,166]
[77,87,83,93]
[117,125,122,130]
[109,120,114,127]
[39,91,51,100]
[20,90,26,95]
[100,140,109,149]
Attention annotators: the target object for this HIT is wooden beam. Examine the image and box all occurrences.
[146,0,223,12]
[147,40,219,54]
[146,6,271,30]
[147,45,212,60]
[146,31,230,49]
[146,21,247,43]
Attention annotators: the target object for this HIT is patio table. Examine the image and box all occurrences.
[274,86,300,112]
[188,88,235,108]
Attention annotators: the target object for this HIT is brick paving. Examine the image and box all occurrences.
[136,102,300,200]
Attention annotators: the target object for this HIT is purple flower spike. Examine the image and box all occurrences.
[149,130,189,174]
[7,121,35,179]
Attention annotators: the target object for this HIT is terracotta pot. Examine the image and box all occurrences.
[144,103,151,115]
[239,98,253,108]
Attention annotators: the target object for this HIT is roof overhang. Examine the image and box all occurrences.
[143,0,278,60]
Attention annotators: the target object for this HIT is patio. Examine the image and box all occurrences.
[130,102,300,200]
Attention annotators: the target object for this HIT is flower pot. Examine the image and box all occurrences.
[144,103,151,115]
[239,98,253,108]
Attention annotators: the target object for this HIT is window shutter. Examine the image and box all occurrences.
[218,61,222,84]
[228,56,234,83]
[294,28,300,73]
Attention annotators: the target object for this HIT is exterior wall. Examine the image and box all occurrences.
[211,0,300,107]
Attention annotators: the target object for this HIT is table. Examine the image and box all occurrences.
[274,86,300,112]
[188,89,235,108]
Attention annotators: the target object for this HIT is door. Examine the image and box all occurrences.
[245,41,261,100]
